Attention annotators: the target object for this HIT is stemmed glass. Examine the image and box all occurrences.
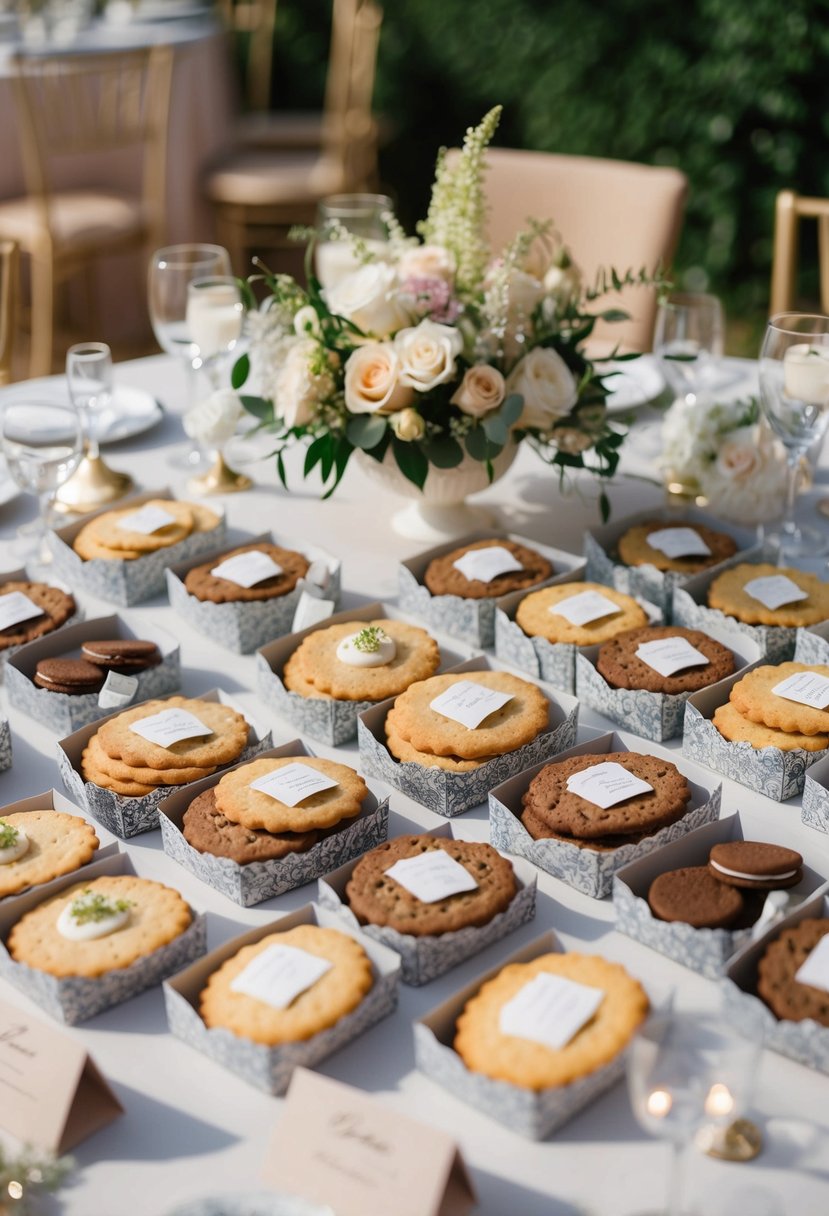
[55,342,134,513]
[758,312,829,561]
[315,193,393,290]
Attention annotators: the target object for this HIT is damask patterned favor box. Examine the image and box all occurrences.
[166,530,341,654]
[357,655,579,818]
[397,528,583,649]
[795,620,829,666]
[158,740,389,908]
[163,902,400,1096]
[0,717,10,773]
[802,753,829,835]
[317,823,537,985]
[0,565,83,678]
[488,732,720,899]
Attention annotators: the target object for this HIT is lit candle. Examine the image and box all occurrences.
[783,343,829,405]
[704,1082,734,1119]
[186,285,243,360]
[316,238,389,291]
[646,1088,673,1118]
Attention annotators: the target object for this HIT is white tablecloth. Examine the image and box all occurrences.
[0,354,828,1216]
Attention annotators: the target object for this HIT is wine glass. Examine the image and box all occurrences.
[315,193,393,290]
[185,276,244,390]
[758,312,829,561]
[1,400,83,567]
[55,341,134,513]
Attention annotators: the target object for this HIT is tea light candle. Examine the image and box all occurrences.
[704,1082,734,1119]
[186,284,243,360]
[783,343,829,404]
[316,238,389,291]
[646,1088,673,1118]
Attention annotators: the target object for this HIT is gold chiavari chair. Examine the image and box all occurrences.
[216,0,277,115]
[0,239,20,386]
[770,189,829,315]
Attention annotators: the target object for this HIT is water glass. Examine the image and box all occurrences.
[315,193,393,290]
[186,276,244,389]
[1,400,83,564]
[66,341,112,456]
[654,293,725,404]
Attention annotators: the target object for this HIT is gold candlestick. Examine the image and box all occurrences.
[187,449,251,495]
[53,447,134,514]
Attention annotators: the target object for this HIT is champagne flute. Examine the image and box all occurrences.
[315,193,393,290]
[55,341,133,512]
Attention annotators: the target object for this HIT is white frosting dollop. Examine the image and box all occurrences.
[57,898,131,941]
[336,629,396,667]
[0,824,28,865]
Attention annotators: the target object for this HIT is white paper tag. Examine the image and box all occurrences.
[0,591,44,631]
[550,590,622,626]
[566,760,654,808]
[117,504,177,534]
[211,551,284,588]
[429,679,514,729]
[230,943,333,1009]
[771,671,829,710]
[249,761,338,806]
[385,851,479,903]
[499,972,605,1051]
[291,590,337,632]
[646,527,712,558]
[744,575,808,610]
[635,636,711,677]
[97,670,139,710]
[794,933,829,993]
[452,545,524,582]
[128,708,213,747]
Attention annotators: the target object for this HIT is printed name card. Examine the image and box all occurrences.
[385,851,478,903]
[263,1069,476,1216]
[635,636,710,677]
[566,761,654,808]
[97,670,139,710]
[550,590,621,626]
[429,679,513,729]
[116,504,177,535]
[211,551,284,588]
[128,708,212,747]
[452,545,523,583]
[250,761,339,806]
[744,575,808,610]
[771,671,829,710]
[646,527,712,558]
[0,996,122,1151]
[230,944,332,1009]
[794,934,829,993]
[0,591,44,631]
[499,972,605,1051]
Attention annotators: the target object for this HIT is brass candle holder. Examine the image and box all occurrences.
[53,445,134,514]
[187,449,251,495]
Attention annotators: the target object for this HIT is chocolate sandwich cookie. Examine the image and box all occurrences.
[0,582,75,649]
[81,639,161,672]
[708,841,803,890]
[596,625,735,695]
[182,787,321,863]
[423,538,552,599]
[757,918,829,1025]
[184,542,310,603]
[33,657,106,695]
[647,865,744,929]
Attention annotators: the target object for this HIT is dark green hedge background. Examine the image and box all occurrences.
[269,0,829,353]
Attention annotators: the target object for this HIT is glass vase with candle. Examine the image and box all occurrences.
[314,193,393,291]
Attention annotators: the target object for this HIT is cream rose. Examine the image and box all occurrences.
[344,342,414,414]
[325,263,410,339]
[505,346,578,431]
[700,425,788,524]
[394,319,464,391]
[274,338,333,428]
[451,364,506,417]
[183,389,242,446]
[398,243,456,284]
[389,406,425,441]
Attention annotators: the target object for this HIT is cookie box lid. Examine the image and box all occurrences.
[488,731,721,900]
[802,751,829,835]
[795,619,829,666]
[162,901,400,1095]
[158,740,389,908]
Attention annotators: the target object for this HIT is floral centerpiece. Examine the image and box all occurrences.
[233,106,661,522]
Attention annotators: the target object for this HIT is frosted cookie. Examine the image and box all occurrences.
[617,520,737,573]
[707,563,829,627]
[424,538,552,599]
[515,582,648,645]
[712,701,829,752]
[0,810,99,898]
[284,619,440,702]
[214,756,367,832]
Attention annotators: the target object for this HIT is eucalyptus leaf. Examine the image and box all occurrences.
[465,424,503,462]
[422,433,463,468]
[500,393,524,426]
[392,435,428,489]
[346,413,388,450]
[231,353,250,389]
[239,394,273,422]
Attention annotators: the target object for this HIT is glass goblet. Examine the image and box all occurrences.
[186,276,244,391]
[314,192,393,290]
[56,341,133,513]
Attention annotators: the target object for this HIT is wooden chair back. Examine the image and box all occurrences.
[0,239,19,386]
[217,0,277,113]
[321,0,383,191]
[770,189,829,315]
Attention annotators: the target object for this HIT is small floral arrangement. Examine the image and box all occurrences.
[0,1143,73,1214]
[233,106,663,520]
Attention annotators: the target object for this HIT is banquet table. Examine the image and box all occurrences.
[0,353,829,1216]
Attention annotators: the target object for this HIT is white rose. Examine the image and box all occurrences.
[273,338,334,429]
[389,406,425,441]
[505,346,579,430]
[394,318,464,390]
[344,342,414,414]
[325,262,410,339]
[183,389,242,446]
[450,364,506,417]
[397,243,456,284]
[501,269,545,361]
[701,425,788,524]
[293,304,321,338]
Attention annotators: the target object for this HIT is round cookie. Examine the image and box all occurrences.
[284,619,440,702]
[183,787,320,863]
[757,918,829,1026]
[346,835,517,936]
[72,529,146,562]
[647,865,745,929]
[729,662,829,736]
[188,502,222,533]
[384,721,494,771]
[80,639,161,672]
[81,734,218,788]
[7,875,192,978]
[712,701,829,752]
[617,520,737,573]
[88,499,195,553]
[596,625,735,694]
[96,696,249,770]
[454,952,649,1090]
[34,657,105,695]
[386,670,549,760]
[424,538,553,600]
[281,651,333,700]
[214,756,367,832]
[708,841,803,890]
[184,542,310,604]
[519,804,659,851]
[199,924,373,1045]
[515,582,648,646]
[0,582,75,648]
[0,810,99,898]
[707,563,829,627]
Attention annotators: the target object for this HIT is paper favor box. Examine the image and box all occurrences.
[682,664,828,801]
[166,529,341,654]
[802,752,829,835]
[317,822,537,985]
[358,655,579,818]
[794,620,829,667]
[0,717,10,773]
[397,528,584,649]
[613,812,824,978]
[0,852,206,1025]
[0,566,83,677]
[159,739,389,907]
[57,688,272,838]
[46,488,226,607]
[163,902,400,1096]
[256,600,467,747]
[5,611,180,733]
[488,732,720,899]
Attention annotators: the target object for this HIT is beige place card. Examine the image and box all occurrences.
[128,708,212,747]
[550,590,621,626]
[263,1068,476,1216]
[117,504,176,534]
[744,575,808,610]
[211,551,284,588]
[0,996,122,1152]
[566,761,654,808]
[452,545,523,582]
[429,679,513,729]
[646,526,712,558]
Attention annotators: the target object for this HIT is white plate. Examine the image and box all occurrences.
[130,1,211,19]
[165,1196,332,1216]
[602,355,666,413]
[0,380,163,445]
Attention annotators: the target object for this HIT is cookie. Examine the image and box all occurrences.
[708,841,803,890]
[346,835,517,936]
[617,521,737,573]
[80,639,161,672]
[214,756,367,832]
[596,625,735,694]
[519,803,659,851]
[34,657,106,695]
[0,810,99,898]
[521,751,691,839]
[757,918,829,1025]
[96,696,249,770]
[87,499,195,553]
[515,582,648,645]
[184,542,310,603]
[72,531,147,562]
[81,734,217,788]
[7,875,192,978]
[284,619,440,702]
[182,787,320,863]
[647,865,744,929]
[424,538,553,600]
[712,701,829,752]
[0,582,75,649]
[384,721,494,771]
[729,662,829,736]
[280,651,333,700]
[199,923,373,1045]
[387,670,549,760]
[454,951,649,1090]
[707,563,829,627]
